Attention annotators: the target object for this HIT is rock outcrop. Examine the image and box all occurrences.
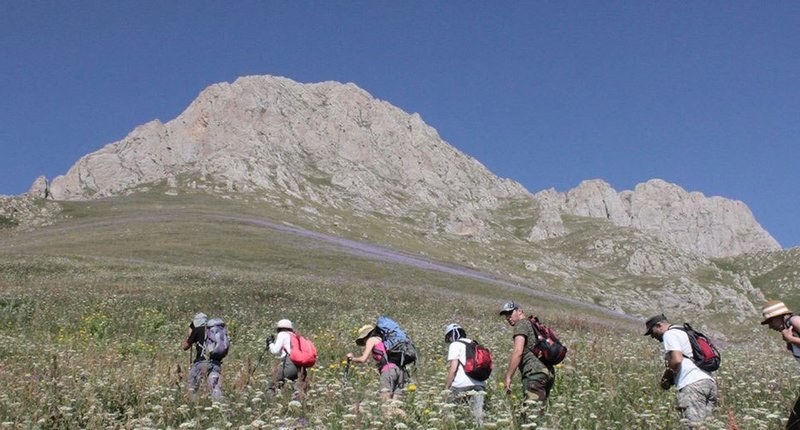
[529,179,779,258]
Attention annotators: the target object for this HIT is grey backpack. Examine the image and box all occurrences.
[203,318,230,360]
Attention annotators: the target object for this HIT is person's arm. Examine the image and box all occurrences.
[269,332,287,355]
[346,337,379,364]
[660,350,682,389]
[181,327,193,351]
[504,335,526,393]
[445,359,459,390]
[782,316,800,346]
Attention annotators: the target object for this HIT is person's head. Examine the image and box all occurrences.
[191,312,208,329]
[761,300,792,332]
[499,301,525,326]
[276,319,294,333]
[644,314,670,341]
[444,323,467,343]
[355,324,376,346]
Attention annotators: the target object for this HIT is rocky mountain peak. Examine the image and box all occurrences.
[32,75,780,258]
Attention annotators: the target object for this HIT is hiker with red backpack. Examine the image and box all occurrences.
[760,300,800,429]
[444,323,490,424]
[181,312,228,401]
[346,322,409,401]
[499,301,563,408]
[645,314,718,429]
[266,319,316,400]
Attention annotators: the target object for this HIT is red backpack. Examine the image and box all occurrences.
[528,316,567,366]
[668,324,720,372]
[288,333,317,368]
[459,340,493,381]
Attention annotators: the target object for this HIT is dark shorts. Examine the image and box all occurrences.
[523,372,554,401]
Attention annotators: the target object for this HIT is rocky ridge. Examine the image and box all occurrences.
[39,75,778,260]
[3,75,790,328]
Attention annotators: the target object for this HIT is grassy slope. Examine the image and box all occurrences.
[0,192,797,428]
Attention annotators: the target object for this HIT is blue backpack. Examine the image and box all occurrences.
[376,316,417,367]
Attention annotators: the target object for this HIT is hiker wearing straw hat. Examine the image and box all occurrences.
[760,300,800,429]
[346,324,406,400]
[265,319,309,400]
[645,314,717,429]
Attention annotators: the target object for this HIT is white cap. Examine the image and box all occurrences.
[276,319,293,330]
[193,313,208,328]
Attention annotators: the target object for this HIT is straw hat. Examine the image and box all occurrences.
[355,324,375,345]
[761,300,791,324]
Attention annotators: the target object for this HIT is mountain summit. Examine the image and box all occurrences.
[44,75,778,258]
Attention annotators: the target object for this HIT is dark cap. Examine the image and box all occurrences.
[643,314,667,336]
[499,301,520,315]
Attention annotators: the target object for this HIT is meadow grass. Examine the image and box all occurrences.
[0,198,797,429]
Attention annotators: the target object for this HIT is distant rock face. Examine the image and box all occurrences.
[49,76,527,232]
[529,179,780,258]
[42,75,780,258]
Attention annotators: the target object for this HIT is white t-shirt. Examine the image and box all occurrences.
[447,339,486,389]
[269,331,292,358]
[662,326,713,390]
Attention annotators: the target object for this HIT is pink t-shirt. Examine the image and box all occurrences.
[371,339,397,373]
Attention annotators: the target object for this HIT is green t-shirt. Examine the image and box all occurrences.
[512,318,551,377]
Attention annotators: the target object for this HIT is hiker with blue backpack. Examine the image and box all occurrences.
[444,323,491,424]
[645,314,718,429]
[266,319,316,401]
[181,312,229,401]
[760,300,800,429]
[346,317,416,401]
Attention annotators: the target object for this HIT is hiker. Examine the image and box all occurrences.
[181,312,225,401]
[499,302,556,405]
[346,324,406,400]
[266,319,309,400]
[645,314,717,429]
[444,323,487,424]
[760,300,800,429]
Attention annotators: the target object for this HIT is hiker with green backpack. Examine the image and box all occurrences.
[444,323,491,425]
[266,319,316,401]
[645,314,718,429]
[181,312,229,402]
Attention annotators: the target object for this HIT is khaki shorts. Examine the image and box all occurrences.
[379,366,405,394]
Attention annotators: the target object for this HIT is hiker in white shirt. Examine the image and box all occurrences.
[444,323,485,424]
[645,314,717,429]
[265,319,306,400]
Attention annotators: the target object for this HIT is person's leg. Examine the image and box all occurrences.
[470,388,485,425]
[207,361,222,402]
[786,391,800,430]
[676,380,715,430]
[293,367,307,401]
[188,361,206,398]
[522,373,553,424]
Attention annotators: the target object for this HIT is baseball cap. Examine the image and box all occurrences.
[499,301,519,315]
[643,314,668,335]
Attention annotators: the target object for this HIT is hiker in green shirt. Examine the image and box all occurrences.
[499,302,555,402]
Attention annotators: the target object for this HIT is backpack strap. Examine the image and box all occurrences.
[665,325,695,360]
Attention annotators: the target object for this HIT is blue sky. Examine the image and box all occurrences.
[2,2,798,248]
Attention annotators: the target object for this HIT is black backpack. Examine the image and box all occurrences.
[528,316,567,367]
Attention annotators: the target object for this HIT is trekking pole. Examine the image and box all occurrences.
[340,358,352,386]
